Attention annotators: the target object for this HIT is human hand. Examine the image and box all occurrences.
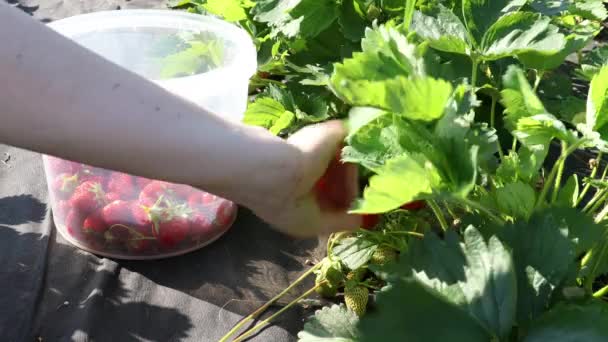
[247,120,362,237]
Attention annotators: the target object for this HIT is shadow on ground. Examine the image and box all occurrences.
[0,194,192,341]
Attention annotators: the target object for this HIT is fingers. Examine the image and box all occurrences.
[287,120,348,191]
[319,210,362,235]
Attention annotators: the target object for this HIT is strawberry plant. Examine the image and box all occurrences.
[168,0,608,341]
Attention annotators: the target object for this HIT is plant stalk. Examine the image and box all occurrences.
[403,0,416,31]
[595,203,608,222]
[537,140,587,208]
[575,151,603,207]
[584,189,608,214]
[428,199,449,232]
[489,95,504,159]
[218,263,322,342]
[551,142,568,204]
[593,284,608,298]
[457,197,505,225]
[532,70,544,92]
[386,231,425,238]
[471,58,479,89]
[232,283,325,342]
[582,233,608,293]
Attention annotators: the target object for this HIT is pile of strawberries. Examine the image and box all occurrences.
[45,156,236,256]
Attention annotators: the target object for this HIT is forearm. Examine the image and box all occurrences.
[0,4,299,206]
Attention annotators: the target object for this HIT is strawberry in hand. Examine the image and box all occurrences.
[314,147,358,211]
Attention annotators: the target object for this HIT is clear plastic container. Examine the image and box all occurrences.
[43,10,257,259]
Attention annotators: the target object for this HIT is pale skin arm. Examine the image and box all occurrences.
[0,3,361,237]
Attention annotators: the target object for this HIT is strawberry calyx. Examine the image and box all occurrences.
[59,173,80,192]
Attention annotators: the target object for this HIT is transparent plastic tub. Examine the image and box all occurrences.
[43,10,256,259]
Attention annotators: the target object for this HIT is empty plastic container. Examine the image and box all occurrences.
[42,10,257,259]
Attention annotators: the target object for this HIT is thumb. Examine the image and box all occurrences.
[287,120,348,190]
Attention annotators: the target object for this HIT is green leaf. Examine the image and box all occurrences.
[481,12,566,61]
[404,226,517,338]
[359,279,491,342]
[339,0,367,41]
[501,65,547,131]
[202,0,250,22]
[243,97,288,128]
[557,174,579,208]
[267,84,297,112]
[411,6,472,55]
[167,0,202,8]
[298,304,360,342]
[333,237,378,270]
[495,181,536,220]
[496,147,545,184]
[499,208,604,325]
[388,77,453,121]
[577,45,608,81]
[255,0,339,38]
[350,153,436,214]
[569,0,608,21]
[269,110,296,135]
[586,65,608,135]
[330,25,424,112]
[514,113,578,150]
[159,40,223,79]
[524,301,608,342]
[520,28,593,71]
[462,0,527,44]
[289,0,340,38]
[528,0,569,16]
[343,111,404,171]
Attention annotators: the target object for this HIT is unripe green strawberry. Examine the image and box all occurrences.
[315,272,338,298]
[346,268,367,282]
[370,246,398,265]
[314,258,343,298]
[344,285,368,317]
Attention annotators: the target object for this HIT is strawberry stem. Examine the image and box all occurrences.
[108,224,144,239]
[218,262,323,342]
[231,282,326,342]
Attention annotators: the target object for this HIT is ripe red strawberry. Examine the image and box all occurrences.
[315,147,357,210]
[65,209,84,240]
[191,212,214,242]
[202,193,218,204]
[101,200,133,226]
[131,202,155,232]
[187,192,217,209]
[167,183,194,201]
[134,177,152,189]
[155,216,190,249]
[51,173,79,200]
[401,200,426,211]
[105,192,121,203]
[362,214,380,229]
[139,180,171,206]
[82,209,107,234]
[107,173,137,199]
[214,201,236,227]
[46,156,81,175]
[80,173,106,186]
[69,181,106,215]
[54,200,70,224]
